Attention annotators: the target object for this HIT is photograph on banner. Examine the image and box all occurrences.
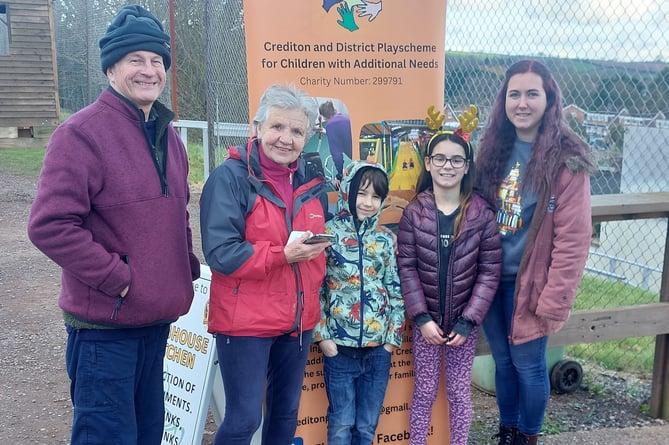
[359,119,426,228]
[358,110,467,228]
[305,104,468,227]
[162,267,217,445]
[303,97,353,196]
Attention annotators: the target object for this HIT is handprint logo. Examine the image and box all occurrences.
[356,0,382,22]
[337,3,359,31]
[322,0,383,32]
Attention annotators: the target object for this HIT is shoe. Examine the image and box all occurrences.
[514,432,539,445]
[493,424,517,445]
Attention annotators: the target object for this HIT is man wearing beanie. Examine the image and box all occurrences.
[28,4,200,445]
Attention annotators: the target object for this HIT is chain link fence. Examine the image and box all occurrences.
[54,0,248,165]
[442,4,667,381]
[54,0,669,377]
[442,1,669,377]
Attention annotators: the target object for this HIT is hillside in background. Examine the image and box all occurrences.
[444,52,669,115]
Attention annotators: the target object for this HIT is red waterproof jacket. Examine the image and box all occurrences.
[200,139,327,337]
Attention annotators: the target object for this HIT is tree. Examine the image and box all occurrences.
[173,0,207,120]
[646,67,669,113]
[591,74,647,114]
[55,0,167,113]
[54,0,248,127]
[54,0,110,112]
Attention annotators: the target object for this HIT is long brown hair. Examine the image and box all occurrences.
[476,60,593,203]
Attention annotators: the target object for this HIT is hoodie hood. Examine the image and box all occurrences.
[337,160,388,231]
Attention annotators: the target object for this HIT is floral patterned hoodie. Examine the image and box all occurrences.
[313,160,405,348]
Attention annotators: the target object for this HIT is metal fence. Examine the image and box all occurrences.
[54,0,669,376]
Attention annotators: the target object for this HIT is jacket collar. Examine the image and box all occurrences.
[101,87,175,127]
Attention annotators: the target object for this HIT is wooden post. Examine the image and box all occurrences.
[650,217,669,419]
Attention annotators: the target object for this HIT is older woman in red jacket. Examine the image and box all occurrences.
[200,84,330,445]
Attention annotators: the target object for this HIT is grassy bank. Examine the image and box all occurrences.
[568,274,658,375]
[0,147,45,176]
[0,144,206,186]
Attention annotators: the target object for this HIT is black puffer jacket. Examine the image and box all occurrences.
[398,190,502,333]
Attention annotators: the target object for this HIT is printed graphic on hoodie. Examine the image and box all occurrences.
[497,161,523,235]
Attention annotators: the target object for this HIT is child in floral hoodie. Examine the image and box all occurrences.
[313,160,405,445]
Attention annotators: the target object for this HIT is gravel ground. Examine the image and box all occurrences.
[468,366,669,444]
[2,165,668,445]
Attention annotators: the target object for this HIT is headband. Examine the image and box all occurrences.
[425,104,479,158]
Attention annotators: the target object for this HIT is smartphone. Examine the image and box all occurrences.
[303,234,335,244]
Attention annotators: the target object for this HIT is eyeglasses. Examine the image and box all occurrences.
[428,154,468,169]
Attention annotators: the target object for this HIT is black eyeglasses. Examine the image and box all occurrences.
[428,154,468,169]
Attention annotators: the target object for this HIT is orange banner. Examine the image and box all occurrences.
[244,0,446,138]
[243,2,450,444]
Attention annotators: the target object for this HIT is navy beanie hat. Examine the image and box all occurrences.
[99,4,172,74]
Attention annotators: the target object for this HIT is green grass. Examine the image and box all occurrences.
[186,142,205,186]
[567,337,654,375]
[0,142,207,187]
[0,147,45,176]
[541,418,565,435]
[566,275,658,375]
[582,373,605,395]
[60,109,72,123]
[575,275,659,309]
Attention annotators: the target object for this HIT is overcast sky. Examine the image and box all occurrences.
[444,0,669,62]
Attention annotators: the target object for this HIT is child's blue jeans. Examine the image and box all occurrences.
[323,345,392,445]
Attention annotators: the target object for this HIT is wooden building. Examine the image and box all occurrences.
[0,0,59,146]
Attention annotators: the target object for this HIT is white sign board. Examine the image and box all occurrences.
[162,266,217,445]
